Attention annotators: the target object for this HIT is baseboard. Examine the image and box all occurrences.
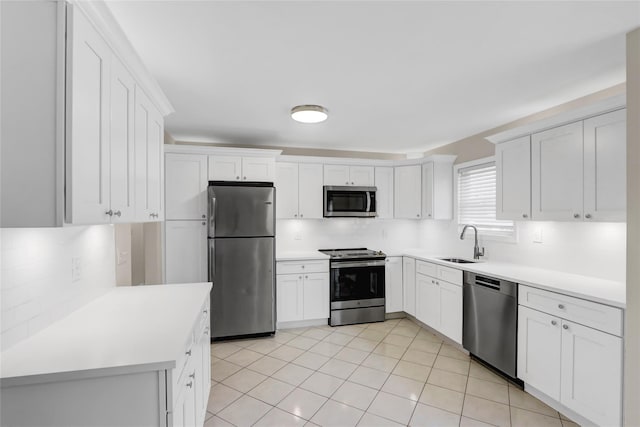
[277,318,328,330]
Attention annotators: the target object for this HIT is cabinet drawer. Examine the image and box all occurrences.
[277,260,328,274]
[437,265,462,286]
[519,285,622,336]
[416,260,437,277]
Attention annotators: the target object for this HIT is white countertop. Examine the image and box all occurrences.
[1,282,212,386]
[276,250,330,261]
[403,249,625,308]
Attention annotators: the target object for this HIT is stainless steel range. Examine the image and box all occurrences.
[319,248,386,326]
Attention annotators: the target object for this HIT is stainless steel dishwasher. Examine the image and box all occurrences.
[463,271,519,382]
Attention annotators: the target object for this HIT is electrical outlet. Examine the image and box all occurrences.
[71,257,82,282]
[533,227,543,243]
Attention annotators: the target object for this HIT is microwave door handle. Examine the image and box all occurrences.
[366,192,371,212]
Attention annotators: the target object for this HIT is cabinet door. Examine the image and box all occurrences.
[583,109,626,222]
[560,320,622,427]
[275,163,299,219]
[438,281,462,344]
[277,274,303,322]
[385,257,403,313]
[432,161,454,220]
[375,167,394,219]
[134,87,164,222]
[394,165,422,219]
[517,306,561,400]
[298,163,324,219]
[208,155,242,181]
[416,275,439,328]
[66,6,111,224]
[421,162,434,219]
[350,166,375,186]
[532,122,583,221]
[242,157,275,182]
[109,57,136,223]
[496,136,531,221]
[402,257,416,316]
[303,272,330,320]
[194,324,210,425]
[165,220,207,284]
[324,165,351,186]
[165,154,208,220]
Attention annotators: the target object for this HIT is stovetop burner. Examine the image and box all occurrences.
[319,248,386,260]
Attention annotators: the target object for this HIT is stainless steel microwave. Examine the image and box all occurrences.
[323,186,377,217]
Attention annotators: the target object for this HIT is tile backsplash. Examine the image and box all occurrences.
[1,225,116,350]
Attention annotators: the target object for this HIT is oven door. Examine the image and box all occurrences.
[324,186,376,217]
[330,259,385,309]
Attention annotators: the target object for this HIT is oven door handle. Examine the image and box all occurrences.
[331,260,386,268]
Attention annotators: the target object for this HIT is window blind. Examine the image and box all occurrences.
[457,162,515,237]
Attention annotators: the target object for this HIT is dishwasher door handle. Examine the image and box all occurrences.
[474,279,501,291]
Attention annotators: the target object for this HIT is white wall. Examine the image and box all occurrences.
[418,220,626,282]
[276,219,420,255]
[0,225,116,350]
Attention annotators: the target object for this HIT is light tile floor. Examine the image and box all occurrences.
[205,318,580,427]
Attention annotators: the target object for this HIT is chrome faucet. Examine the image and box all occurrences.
[460,225,485,260]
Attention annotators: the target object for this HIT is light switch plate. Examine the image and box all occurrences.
[533,227,543,243]
[71,257,81,282]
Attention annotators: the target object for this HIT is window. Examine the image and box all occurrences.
[456,160,515,239]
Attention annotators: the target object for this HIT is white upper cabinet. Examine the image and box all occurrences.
[394,165,422,219]
[421,157,455,220]
[209,155,275,182]
[66,6,112,225]
[165,154,208,220]
[496,135,531,221]
[134,87,164,222]
[276,162,323,219]
[375,167,394,219]
[531,122,584,221]
[324,165,374,186]
[583,109,626,221]
[164,220,208,284]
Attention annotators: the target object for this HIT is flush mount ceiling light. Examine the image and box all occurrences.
[290,105,328,123]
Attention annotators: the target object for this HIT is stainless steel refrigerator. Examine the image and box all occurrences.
[208,182,276,339]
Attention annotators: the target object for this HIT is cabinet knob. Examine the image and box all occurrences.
[185,349,192,356]
[202,214,206,218]
[522,214,528,218]
[585,213,592,219]
[301,265,305,269]
[203,309,208,315]
[105,210,113,216]
[351,182,354,185]
[300,214,303,218]
[114,210,121,217]
[243,176,247,180]
[186,381,193,388]
[202,222,206,226]
[551,320,557,326]
[428,214,432,217]
[416,214,420,217]
[573,213,580,219]
[299,276,302,279]
[236,176,240,180]
[305,275,308,279]
[558,304,565,309]
[189,372,196,379]
[563,324,569,330]
[294,214,297,217]
[204,328,210,335]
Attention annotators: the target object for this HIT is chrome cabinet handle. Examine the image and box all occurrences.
[551,320,557,326]
[189,372,196,379]
[558,304,565,309]
[186,381,193,388]
[204,328,210,335]
[185,349,192,356]
[113,210,121,217]
[563,324,569,330]
[105,210,113,216]
[522,214,528,218]
[573,213,580,219]
[585,214,592,219]
[203,309,208,315]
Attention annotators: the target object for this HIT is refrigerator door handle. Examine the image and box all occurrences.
[209,192,216,238]
[208,240,215,283]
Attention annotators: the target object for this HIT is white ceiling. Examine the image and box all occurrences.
[106,1,640,154]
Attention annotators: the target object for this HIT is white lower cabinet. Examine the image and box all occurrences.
[385,256,403,313]
[414,261,462,344]
[165,220,208,284]
[276,260,329,325]
[518,286,623,426]
[402,257,416,316]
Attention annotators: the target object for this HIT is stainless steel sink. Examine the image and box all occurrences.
[438,257,477,264]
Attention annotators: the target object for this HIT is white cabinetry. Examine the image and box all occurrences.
[395,165,422,219]
[414,260,462,344]
[276,260,329,325]
[276,163,323,219]
[402,257,416,316]
[209,155,275,182]
[385,257,403,313]
[496,135,531,221]
[421,157,455,220]
[375,167,394,219]
[165,220,208,284]
[518,285,623,426]
[324,165,374,186]
[165,154,208,220]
